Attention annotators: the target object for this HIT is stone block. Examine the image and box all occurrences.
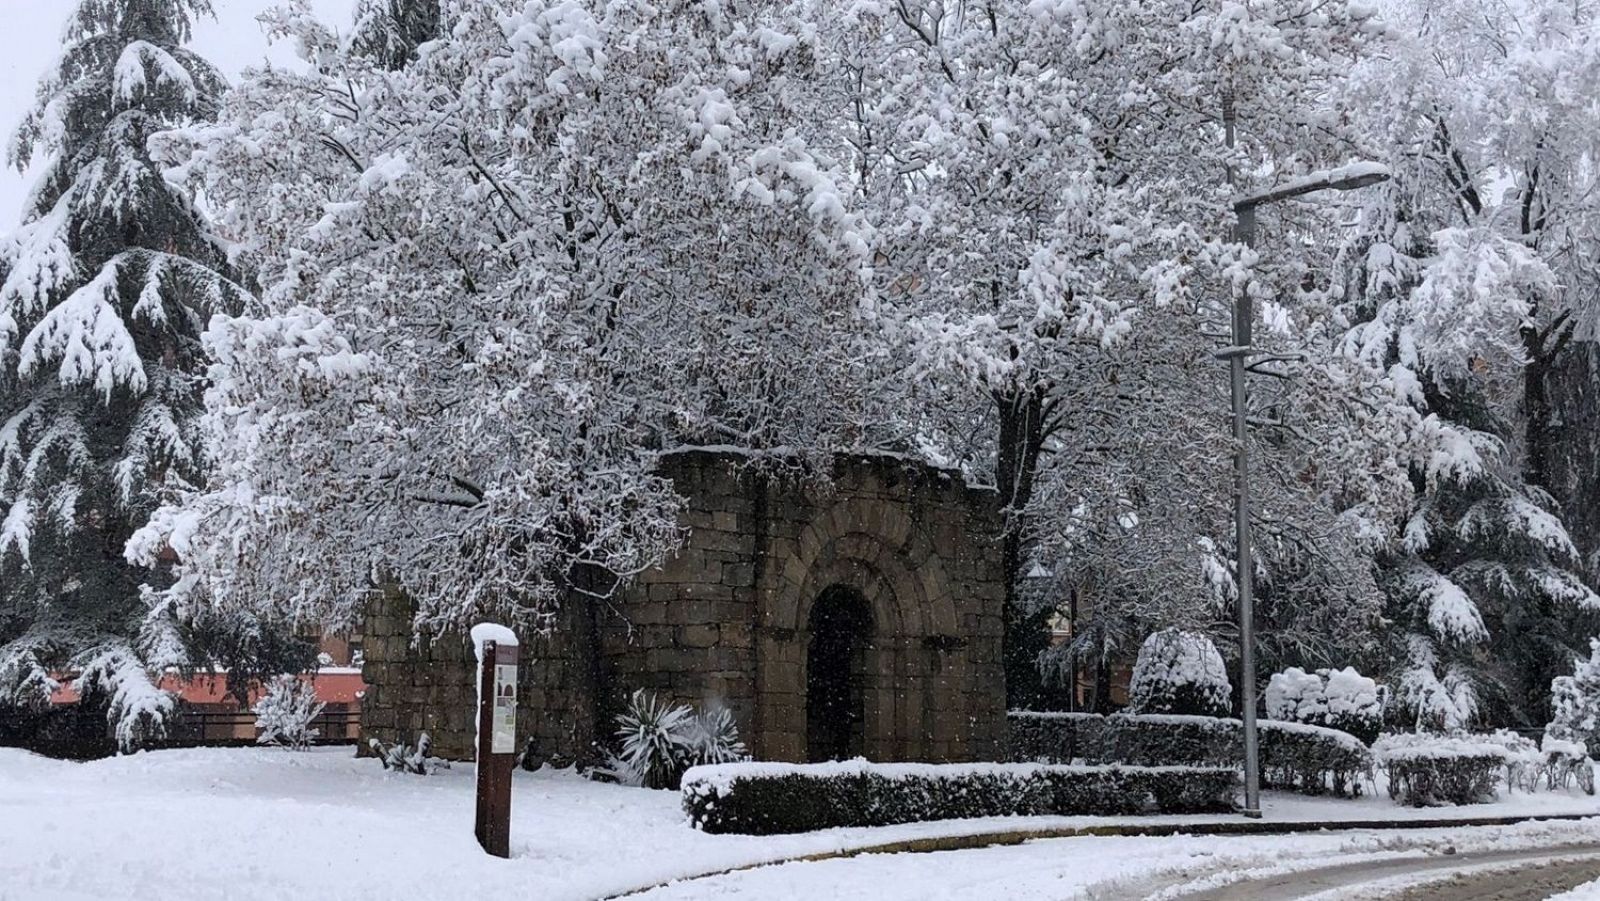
[678,623,720,648]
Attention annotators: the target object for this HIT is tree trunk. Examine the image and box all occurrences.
[996,383,1051,709]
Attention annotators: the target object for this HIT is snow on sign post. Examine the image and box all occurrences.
[471,623,519,858]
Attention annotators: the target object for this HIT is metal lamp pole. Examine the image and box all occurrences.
[1224,164,1389,818]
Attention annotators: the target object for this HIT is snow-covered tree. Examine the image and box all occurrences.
[805,0,1402,703]
[350,0,441,70]
[131,2,907,638]
[0,0,249,747]
[1333,0,1600,729]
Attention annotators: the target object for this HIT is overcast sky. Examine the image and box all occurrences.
[0,0,359,230]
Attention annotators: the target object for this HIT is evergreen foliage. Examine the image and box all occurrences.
[1125,630,1232,718]
[1266,667,1386,744]
[0,0,250,746]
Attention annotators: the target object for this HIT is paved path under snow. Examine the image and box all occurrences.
[1126,845,1600,900]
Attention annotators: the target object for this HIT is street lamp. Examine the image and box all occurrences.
[1223,160,1390,818]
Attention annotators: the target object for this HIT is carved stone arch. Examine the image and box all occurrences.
[757,495,966,761]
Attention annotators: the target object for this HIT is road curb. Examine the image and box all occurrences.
[602,811,1600,899]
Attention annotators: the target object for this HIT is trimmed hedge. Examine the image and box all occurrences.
[1373,736,1505,806]
[1007,710,1373,798]
[681,760,1237,835]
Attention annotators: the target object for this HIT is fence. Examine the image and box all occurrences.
[1,703,361,759]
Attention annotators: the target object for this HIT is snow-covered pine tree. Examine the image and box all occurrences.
[0,0,248,748]
[1335,1,1600,730]
[1334,196,1600,731]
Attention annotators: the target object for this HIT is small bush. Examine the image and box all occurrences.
[1548,639,1600,758]
[688,706,749,766]
[1373,734,1503,806]
[1480,729,1543,792]
[368,732,450,775]
[681,761,1236,834]
[253,675,325,750]
[610,690,750,789]
[615,690,696,789]
[1265,667,1385,744]
[1541,734,1596,795]
[1126,629,1231,718]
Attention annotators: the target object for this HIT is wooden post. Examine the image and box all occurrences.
[474,638,518,857]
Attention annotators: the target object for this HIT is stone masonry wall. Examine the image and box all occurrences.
[361,586,596,764]
[362,450,1007,764]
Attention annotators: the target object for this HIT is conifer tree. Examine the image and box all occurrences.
[0,0,247,747]
[351,0,442,70]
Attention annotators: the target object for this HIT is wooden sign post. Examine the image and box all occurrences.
[473,630,518,858]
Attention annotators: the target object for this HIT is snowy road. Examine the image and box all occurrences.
[626,832,1600,900]
[1130,846,1600,899]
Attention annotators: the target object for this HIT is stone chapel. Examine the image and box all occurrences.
[360,449,1008,764]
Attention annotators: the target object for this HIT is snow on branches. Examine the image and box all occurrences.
[0,0,243,738]
[135,1,906,636]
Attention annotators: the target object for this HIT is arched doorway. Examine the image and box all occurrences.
[805,586,873,762]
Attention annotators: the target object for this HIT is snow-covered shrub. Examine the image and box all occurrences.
[688,706,749,767]
[614,690,696,789]
[1547,639,1600,757]
[1126,630,1231,718]
[1541,735,1596,795]
[1265,667,1385,743]
[610,691,750,789]
[368,733,450,775]
[1373,734,1504,806]
[253,676,325,750]
[1006,711,1372,797]
[681,761,1236,834]
[1479,729,1543,793]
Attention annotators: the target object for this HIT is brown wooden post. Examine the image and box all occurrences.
[474,637,518,858]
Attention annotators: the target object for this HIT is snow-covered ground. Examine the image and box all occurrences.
[1,746,1597,901]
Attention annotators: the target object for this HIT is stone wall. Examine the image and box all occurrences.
[362,450,1007,765]
[361,587,597,764]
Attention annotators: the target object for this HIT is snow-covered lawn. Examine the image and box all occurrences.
[2,746,1598,901]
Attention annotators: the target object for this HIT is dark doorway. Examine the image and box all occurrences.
[806,586,872,762]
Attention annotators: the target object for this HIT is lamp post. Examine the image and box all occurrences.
[1223,161,1390,818]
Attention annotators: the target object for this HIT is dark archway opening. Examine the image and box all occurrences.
[806,586,873,762]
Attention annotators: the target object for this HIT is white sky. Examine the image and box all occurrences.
[0,0,359,229]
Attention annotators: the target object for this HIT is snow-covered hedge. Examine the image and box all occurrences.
[1265,667,1385,744]
[1007,711,1372,797]
[680,760,1236,834]
[1008,711,1108,764]
[1126,630,1232,718]
[1372,734,1504,806]
[1541,735,1596,794]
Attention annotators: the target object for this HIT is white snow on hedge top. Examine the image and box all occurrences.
[470,622,518,665]
[1371,733,1508,762]
[1007,710,1371,752]
[1266,667,1382,721]
[680,758,1228,796]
